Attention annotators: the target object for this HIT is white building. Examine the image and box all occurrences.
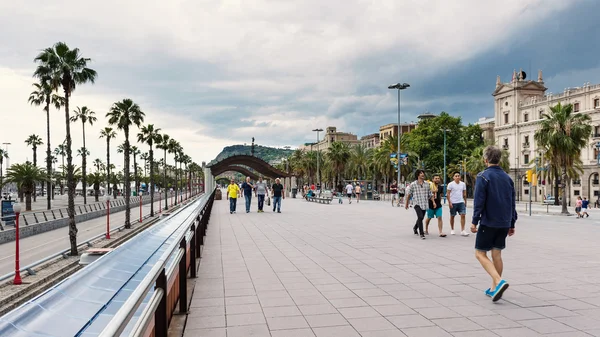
[492,69,600,202]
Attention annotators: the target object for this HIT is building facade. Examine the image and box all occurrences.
[379,123,417,141]
[299,126,360,152]
[492,69,600,202]
[360,133,380,149]
[475,117,495,143]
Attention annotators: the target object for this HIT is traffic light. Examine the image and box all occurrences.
[526,170,533,183]
[531,173,537,186]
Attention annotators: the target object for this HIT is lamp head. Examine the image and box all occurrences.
[388,83,410,90]
[13,203,22,213]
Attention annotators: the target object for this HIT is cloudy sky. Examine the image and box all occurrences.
[1,0,599,170]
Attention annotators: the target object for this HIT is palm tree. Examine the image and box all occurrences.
[138,124,161,216]
[349,145,372,181]
[156,134,171,210]
[534,103,592,214]
[140,152,149,177]
[28,82,63,209]
[168,139,182,205]
[99,127,117,198]
[87,172,103,202]
[131,146,141,195]
[93,158,103,172]
[5,162,48,211]
[24,134,44,201]
[54,143,66,194]
[70,106,97,204]
[34,42,97,256]
[326,142,351,187]
[106,98,145,228]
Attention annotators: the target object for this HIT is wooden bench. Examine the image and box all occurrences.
[305,191,334,204]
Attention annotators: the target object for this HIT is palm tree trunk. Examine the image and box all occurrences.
[46,99,51,210]
[149,146,154,216]
[554,168,560,206]
[82,122,87,204]
[106,138,111,198]
[33,145,37,202]
[561,168,569,214]
[163,150,168,210]
[63,86,78,256]
[95,186,99,202]
[174,159,178,206]
[25,193,32,211]
[133,153,138,196]
[124,127,131,229]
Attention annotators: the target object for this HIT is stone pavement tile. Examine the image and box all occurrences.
[387,314,435,329]
[321,290,357,299]
[293,295,330,305]
[270,328,316,337]
[360,330,407,337]
[434,297,476,307]
[183,327,226,337]
[225,295,259,306]
[225,287,257,297]
[544,332,598,337]
[305,313,348,327]
[188,306,225,317]
[312,325,361,337]
[338,306,381,319]
[388,290,429,300]
[348,316,397,332]
[226,312,267,327]
[451,305,495,317]
[345,282,378,290]
[190,297,225,308]
[550,299,598,310]
[362,295,402,306]
[518,318,576,334]
[527,290,569,301]
[401,298,440,309]
[450,331,498,337]
[329,297,368,308]
[440,284,479,293]
[529,305,581,318]
[430,317,483,332]
[185,315,226,329]
[373,304,417,316]
[263,305,302,318]
[260,296,296,307]
[266,315,310,330]
[582,296,600,306]
[226,303,263,315]
[492,326,542,336]
[315,283,348,292]
[415,307,462,320]
[577,308,600,320]
[555,315,600,330]
[401,326,453,337]
[472,314,522,329]
[257,289,289,299]
[353,288,389,297]
[225,281,255,290]
[298,303,338,315]
[226,324,271,337]
[585,329,600,336]
[492,307,544,320]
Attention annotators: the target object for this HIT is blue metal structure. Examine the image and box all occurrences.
[0,193,210,336]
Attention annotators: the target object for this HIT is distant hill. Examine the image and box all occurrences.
[210,145,294,165]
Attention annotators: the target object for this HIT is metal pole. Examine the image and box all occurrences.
[139,194,143,223]
[443,129,447,204]
[106,199,110,239]
[13,209,22,285]
[529,178,532,216]
[397,89,401,186]
[317,131,321,188]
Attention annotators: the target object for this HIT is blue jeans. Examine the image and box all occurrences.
[229,197,237,213]
[257,194,265,210]
[245,194,252,212]
[273,196,282,212]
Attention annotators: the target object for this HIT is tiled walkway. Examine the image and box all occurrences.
[184,196,600,337]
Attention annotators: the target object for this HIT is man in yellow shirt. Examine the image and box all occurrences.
[227,179,241,214]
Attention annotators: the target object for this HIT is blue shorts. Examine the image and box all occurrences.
[475,225,510,251]
[427,208,442,218]
[450,202,466,216]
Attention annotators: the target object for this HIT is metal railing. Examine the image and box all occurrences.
[98,189,214,336]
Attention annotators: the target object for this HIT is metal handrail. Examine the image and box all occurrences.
[97,193,210,336]
[130,288,164,337]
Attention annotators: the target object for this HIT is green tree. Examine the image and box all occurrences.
[5,162,48,211]
[87,171,103,202]
[24,134,44,202]
[34,42,97,256]
[326,142,351,187]
[28,80,63,209]
[99,127,116,198]
[107,98,145,228]
[167,139,182,205]
[138,124,161,215]
[0,149,7,190]
[348,144,372,181]
[156,134,171,210]
[535,103,591,213]
[70,106,97,204]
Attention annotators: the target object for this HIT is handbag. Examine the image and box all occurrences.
[267,197,271,206]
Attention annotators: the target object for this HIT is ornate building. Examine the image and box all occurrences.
[360,133,380,149]
[492,69,600,202]
[298,126,360,152]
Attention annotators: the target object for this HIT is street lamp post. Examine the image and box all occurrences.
[13,202,22,285]
[2,142,11,191]
[388,83,410,186]
[312,128,323,188]
[441,128,451,203]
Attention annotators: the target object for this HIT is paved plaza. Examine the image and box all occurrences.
[184,195,600,337]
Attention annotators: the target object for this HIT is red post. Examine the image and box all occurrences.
[106,198,111,239]
[13,204,22,285]
[139,194,143,223]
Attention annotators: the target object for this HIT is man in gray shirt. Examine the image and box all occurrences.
[255,177,269,213]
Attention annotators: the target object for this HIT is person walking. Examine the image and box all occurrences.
[425,174,446,237]
[405,169,436,240]
[241,176,254,213]
[271,178,284,213]
[582,197,590,218]
[447,172,469,236]
[575,196,583,218]
[354,183,361,203]
[470,145,517,302]
[255,177,268,213]
[345,182,354,204]
[227,179,241,214]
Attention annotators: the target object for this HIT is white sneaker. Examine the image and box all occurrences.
[451,230,455,235]
[461,231,470,237]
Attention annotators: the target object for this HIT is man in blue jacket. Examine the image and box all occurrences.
[470,145,517,302]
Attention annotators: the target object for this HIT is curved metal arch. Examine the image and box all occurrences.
[209,155,290,178]
[213,165,260,181]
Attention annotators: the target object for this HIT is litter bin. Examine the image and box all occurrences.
[292,188,298,198]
